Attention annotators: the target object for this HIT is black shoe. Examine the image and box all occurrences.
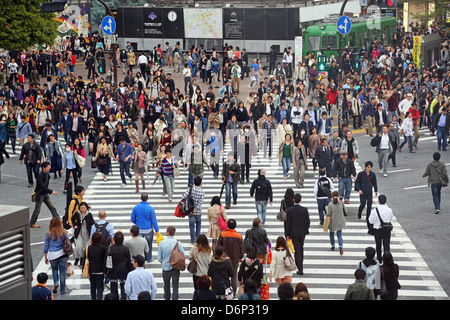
[296,271,303,276]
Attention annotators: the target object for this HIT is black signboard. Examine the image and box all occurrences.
[266,9,287,40]
[143,7,163,38]
[162,8,184,38]
[223,8,244,40]
[185,38,224,51]
[244,8,265,40]
[122,7,144,38]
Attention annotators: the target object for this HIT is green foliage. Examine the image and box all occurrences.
[0,0,58,51]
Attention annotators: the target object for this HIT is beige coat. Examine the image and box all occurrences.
[207,204,227,239]
[278,141,294,165]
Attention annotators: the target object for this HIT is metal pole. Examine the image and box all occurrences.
[96,0,118,87]
[337,0,349,133]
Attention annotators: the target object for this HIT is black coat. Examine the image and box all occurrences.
[72,211,95,240]
[285,204,310,237]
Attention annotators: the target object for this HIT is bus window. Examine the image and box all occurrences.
[358,32,363,47]
[384,26,389,44]
[348,32,355,47]
[321,35,337,49]
[306,36,320,51]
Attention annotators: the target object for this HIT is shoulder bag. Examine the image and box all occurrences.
[187,245,198,274]
[169,241,186,271]
[218,205,227,230]
[276,199,287,222]
[63,235,73,256]
[283,249,297,271]
[376,208,393,235]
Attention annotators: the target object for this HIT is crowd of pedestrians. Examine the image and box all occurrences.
[0,17,448,301]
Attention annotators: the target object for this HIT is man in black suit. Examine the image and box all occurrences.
[285,193,310,275]
[374,103,388,134]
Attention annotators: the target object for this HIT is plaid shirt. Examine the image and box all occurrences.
[182,186,205,215]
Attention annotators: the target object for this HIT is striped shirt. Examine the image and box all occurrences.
[158,156,178,176]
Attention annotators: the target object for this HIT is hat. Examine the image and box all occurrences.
[340,150,348,154]
[132,254,145,266]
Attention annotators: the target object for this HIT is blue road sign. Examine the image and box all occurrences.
[337,16,352,35]
[101,16,116,35]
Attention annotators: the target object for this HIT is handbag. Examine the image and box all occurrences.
[96,155,108,166]
[283,249,297,271]
[174,200,187,218]
[187,245,198,274]
[63,235,73,256]
[287,239,295,253]
[74,152,86,168]
[214,269,234,300]
[376,208,393,235]
[82,246,90,278]
[65,262,74,277]
[218,205,227,230]
[323,215,331,232]
[276,199,287,222]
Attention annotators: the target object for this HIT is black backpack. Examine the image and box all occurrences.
[95,222,110,246]
[180,186,195,216]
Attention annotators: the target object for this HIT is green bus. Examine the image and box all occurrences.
[303,13,397,59]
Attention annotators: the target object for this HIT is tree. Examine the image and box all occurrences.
[0,0,58,52]
[406,0,449,32]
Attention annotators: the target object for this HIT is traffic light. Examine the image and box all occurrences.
[318,55,327,71]
[40,0,67,13]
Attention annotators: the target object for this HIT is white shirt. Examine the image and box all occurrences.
[379,133,390,149]
[398,98,412,114]
[291,106,303,124]
[183,67,191,78]
[137,54,148,65]
[368,204,393,229]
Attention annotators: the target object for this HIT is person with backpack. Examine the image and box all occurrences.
[64,185,84,230]
[314,168,334,226]
[355,246,381,298]
[90,210,114,247]
[249,168,273,226]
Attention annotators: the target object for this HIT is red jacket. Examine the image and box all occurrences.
[326,88,338,105]
[408,107,420,126]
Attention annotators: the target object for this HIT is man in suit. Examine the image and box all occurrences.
[374,103,388,135]
[285,193,310,275]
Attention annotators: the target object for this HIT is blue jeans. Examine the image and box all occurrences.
[388,110,398,124]
[436,126,448,150]
[189,214,202,243]
[140,230,154,261]
[317,198,330,225]
[338,177,353,201]
[119,160,132,184]
[431,182,442,210]
[282,157,291,176]
[225,181,238,205]
[255,200,268,225]
[329,230,343,248]
[399,135,413,152]
[49,255,68,294]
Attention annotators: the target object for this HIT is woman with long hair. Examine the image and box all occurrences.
[380,251,400,300]
[269,236,293,285]
[188,234,212,290]
[44,217,69,295]
[326,191,347,255]
[131,143,147,193]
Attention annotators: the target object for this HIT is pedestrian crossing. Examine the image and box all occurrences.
[28,139,449,300]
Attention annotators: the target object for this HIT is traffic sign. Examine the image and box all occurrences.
[337,16,351,35]
[101,16,116,35]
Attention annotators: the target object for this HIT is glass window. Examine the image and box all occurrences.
[321,35,337,49]
[306,36,320,51]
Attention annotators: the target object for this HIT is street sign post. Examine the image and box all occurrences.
[337,15,352,35]
[101,16,116,35]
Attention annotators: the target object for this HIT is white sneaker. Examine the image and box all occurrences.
[121,183,126,187]
[383,173,387,177]
[379,169,383,174]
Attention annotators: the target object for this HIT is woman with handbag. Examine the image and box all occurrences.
[269,236,293,285]
[188,234,212,290]
[131,143,147,193]
[45,133,64,179]
[325,191,347,255]
[95,136,114,182]
[72,202,95,267]
[207,196,227,253]
[72,137,86,182]
[44,217,70,295]
[207,245,235,300]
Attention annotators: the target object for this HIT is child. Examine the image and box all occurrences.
[32,272,53,300]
